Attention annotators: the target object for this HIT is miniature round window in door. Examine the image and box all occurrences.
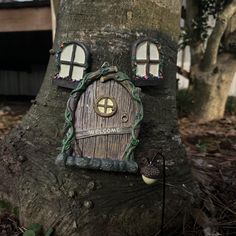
[94,96,117,117]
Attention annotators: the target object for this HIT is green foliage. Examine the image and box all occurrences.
[0,201,54,236]
[225,96,236,115]
[28,223,43,235]
[45,228,54,236]
[177,89,193,117]
[0,199,19,216]
[200,0,227,17]
[23,223,54,236]
[23,230,36,236]
[179,29,191,49]
[180,0,229,47]
[12,207,19,216]
[0,200,11,209]
[196,140,208,152]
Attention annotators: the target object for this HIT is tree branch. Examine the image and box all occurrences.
[201,0,236,70]
[218,53,236,73]
[186,0,204,65]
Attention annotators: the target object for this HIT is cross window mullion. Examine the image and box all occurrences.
[136,60,160,64]
[60,61,87,67]
[146,42,150,75]
[104,98,108,113]
[135,42,160,77]
[97,104,113,108]
[58,42,89,82]
[68,44,77,78]
[97,98,114,114]
[60,44,87,80]
[98,98,114,114]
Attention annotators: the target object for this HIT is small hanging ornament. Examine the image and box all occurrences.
[139,151,165,185]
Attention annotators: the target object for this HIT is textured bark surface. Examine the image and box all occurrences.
[186,1,236,123]
[0,1,195,235]
[191,53,236,123]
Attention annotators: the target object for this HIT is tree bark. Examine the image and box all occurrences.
[189,1,236,122]
[201,0,236,70]
[0,1,195,235]
[191,53,236,123]
[185,0,204,65]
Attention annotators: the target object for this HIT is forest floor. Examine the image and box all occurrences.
[0,100,236,236]
[0,99,30,236]
[179,117,236,235]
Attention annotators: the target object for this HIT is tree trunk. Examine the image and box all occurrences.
[185,0,204,65]
[186,1,236,123]
[191,53,236,123]
[0,1,196,235]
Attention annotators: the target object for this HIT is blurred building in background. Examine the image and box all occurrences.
[0,0,52,96]
[1,0,235,97]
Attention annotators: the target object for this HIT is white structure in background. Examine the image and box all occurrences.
[50,0,56,41]
[177,0,236,96]
[229,75,236,95]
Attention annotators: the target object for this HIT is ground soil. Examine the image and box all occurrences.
[179,117,236,236]
[0,99,30,236]
[0,98,31,139]
[0,99,235,236]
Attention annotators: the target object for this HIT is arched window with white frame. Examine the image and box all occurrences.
[132,38,162,85]
[58,42,89,81]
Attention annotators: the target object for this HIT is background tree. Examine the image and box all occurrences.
[183,0,236,123]
[0,1,196,235]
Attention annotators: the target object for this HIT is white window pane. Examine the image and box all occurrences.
[150,64,159,76]
[136,64,146,77]
[136,42,147,60]
[107,99,113,106]
[183,46,191,72]
[107,108,113,114]
[59,64,70,78]
[74,45,86,64]
[150,43,159,60]
[71,66,85,81]
[98,107,105,113]
[98,100,105,105]
[60,44,74,61]
[177,48,183,67]
[98,99,105,105]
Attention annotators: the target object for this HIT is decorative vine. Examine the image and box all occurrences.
[59,63,143,163]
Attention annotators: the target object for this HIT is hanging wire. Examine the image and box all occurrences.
[153,151,166,236]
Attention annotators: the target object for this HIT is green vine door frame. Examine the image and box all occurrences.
[56,63,143,173]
